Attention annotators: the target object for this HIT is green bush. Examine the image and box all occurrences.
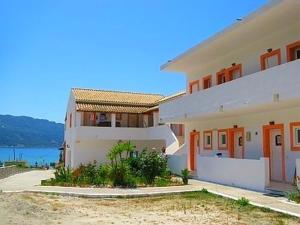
[138,151,168,184]
[181,168,189,185]
[154,177,172,187]
[201,188,209,193]
[237,197,250,206]
[96,164,111,186]
[107,141,137,187]
[285,191,300,203]
[54,166,72,183]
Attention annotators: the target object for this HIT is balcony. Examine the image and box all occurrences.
[74,124,176,143]
[160,60,300,123]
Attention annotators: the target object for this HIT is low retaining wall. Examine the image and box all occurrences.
[167,154,187,175]
[197,157,269,192]
[0,166,30,179]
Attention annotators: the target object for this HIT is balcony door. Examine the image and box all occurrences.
[189,131,199,171]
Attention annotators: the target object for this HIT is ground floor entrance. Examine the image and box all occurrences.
[189,131,199,171]
[263,124,285,182]
[228,127,245,159]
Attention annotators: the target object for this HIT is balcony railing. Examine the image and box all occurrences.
[160,60,300,122]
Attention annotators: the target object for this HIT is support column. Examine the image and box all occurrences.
[111,113,116,127]
[143,114,149,127]
[153,112,159,127]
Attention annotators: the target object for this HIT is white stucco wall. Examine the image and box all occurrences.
[184,106,300,183]
[74,125,179,155]
[197,157,269,191]
[160,59,300,123]
[70,139,165,168]
[167,154,187,176]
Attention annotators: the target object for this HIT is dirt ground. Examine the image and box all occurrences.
[0,191,299,225]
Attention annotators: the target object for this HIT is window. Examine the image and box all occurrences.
[260,49,281,70]
[295,48,300,60]
[202,75,212,89]
[203,130,213,150]
[216,70,227,85]
[290,122,300,151]
[218,129,228,150]
[227,64,242,81]
[287,40,300,62]
[189,80,199,94]
[116,113,122,120]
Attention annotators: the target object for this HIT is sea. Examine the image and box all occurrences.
[0,147,60,166]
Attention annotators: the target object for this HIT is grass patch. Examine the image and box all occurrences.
[180,191,297,221]
[285,191,300,203]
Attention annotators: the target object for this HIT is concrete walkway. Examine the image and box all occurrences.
[0,169,54,192]
[0,170,300,218]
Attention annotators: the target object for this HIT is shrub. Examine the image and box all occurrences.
[138,151,168,184]
[181,168,189,185]
[154,177,172,187]
[54,166,72,183]
[237,197,250,206]
[95,164,111,186]
[285,191,300,203]
[107,141,136,187]
[201,188,209,193]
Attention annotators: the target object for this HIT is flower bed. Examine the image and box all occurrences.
[41,141,186,188]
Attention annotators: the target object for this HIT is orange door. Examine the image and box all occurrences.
[263,124,285,182]
[189,131,199,171]
[228,128,244,158]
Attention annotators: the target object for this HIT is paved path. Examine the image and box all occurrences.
[0,170,300,218]
[0,169,54,192]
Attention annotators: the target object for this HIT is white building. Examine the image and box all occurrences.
[64,88,184,168]
[160,0,300,191]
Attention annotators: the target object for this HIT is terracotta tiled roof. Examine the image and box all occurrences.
[76,103,149,114]
[72,88,185,114]
[72,88,164,107]
[158,91,185,104]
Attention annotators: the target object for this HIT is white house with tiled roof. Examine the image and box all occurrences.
[160,0,300,191]
[64,88,184,168]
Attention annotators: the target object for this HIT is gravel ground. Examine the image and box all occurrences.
[0,192,299,225]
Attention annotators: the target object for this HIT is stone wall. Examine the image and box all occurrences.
[0,166,31,179]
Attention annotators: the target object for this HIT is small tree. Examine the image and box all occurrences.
[107,141,136,186]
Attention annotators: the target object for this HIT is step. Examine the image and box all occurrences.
[264,188,286,197]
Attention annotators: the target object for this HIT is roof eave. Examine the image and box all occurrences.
[160,0,283,73]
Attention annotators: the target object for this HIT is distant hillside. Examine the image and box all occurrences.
[0,115,64,148]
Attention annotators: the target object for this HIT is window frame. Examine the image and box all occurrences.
[189,80,200,94]
[203,130,213,150]
[227,64,242,81]
[202,75,212,90]
[260,49,281,70]
[216,69,227,85]
[290,122,300,151]
[218,129,228,150]
[286,40,300,62]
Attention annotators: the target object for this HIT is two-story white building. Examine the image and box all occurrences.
[160,0,300,191]
[64,88,184,168]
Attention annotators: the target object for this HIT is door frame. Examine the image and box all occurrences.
[228,127,245,158]
[262,124,286,182]
[189,131,200,171]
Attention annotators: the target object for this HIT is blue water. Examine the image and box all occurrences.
[0,148,60,166]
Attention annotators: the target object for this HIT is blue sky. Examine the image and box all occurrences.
[0,0,267,123]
